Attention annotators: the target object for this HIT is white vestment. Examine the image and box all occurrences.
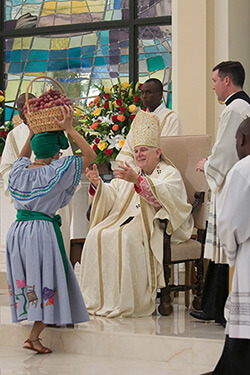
[0,123,73,256]
[217,155,250,339]
[79,161,194,318]
[116,104,181,167]
[203,95,250,263]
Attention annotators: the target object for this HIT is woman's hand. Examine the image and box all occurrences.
[113,162,139,185]
[86,164,100,187]
[54,105,74,133]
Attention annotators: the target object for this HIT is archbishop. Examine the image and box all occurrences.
[79,110,194,317]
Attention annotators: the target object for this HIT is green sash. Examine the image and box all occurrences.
[16,210,68,280]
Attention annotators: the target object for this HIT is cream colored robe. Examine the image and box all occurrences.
[116,104,181,168]
[0,123,73,256]
[79,161,193,318]
[203,97,250,263]
[217,155,250,339]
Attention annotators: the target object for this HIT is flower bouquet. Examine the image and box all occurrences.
[74,79,145,164]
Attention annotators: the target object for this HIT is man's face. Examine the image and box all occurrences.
[134,145,161,174]
[212,69,228,102]
[141,82,162,111]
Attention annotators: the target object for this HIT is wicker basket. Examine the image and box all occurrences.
[25,75,66,134]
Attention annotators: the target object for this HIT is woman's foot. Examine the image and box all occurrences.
[23,338,52,354]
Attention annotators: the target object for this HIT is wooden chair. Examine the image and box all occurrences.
[158,134,212,316]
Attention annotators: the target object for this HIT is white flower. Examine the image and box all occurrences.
[106,134,125,150]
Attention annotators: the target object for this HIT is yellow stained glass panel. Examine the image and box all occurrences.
[87,0,105,12]
[51,38,70,50]
[57,1,71,14]
[69,35,83,47]
[41,1,57,16]
[12,38,33,50]
[72,1,88,14]
[82,33,98,46]
[33,38,51,50]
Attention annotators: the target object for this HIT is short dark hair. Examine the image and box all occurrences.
[213,61,245,87]
[144,78,163,93]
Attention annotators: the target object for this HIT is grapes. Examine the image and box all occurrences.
[24,89,72,113]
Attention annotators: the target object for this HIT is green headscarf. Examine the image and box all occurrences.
[30,131,69,159]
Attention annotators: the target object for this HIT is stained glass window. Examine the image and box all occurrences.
[137,0,171,18]
[138,25,172,107]
[1,0,172,123]
[4,0,129,28]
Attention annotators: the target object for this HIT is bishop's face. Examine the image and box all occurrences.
[134,145,161,175]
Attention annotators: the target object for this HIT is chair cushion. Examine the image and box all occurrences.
[170,239,202,262]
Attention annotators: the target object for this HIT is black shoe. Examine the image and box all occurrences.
[189,310,214,321]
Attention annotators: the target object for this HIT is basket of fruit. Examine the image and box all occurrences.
[24,75,72,133]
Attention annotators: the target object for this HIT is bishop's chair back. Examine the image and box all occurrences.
[158,134,212,315]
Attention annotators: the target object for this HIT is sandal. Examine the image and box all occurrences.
[23,338,52,354]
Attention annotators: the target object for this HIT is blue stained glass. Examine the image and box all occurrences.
[29,50,49,60]
[144,46,158,53]
[5,51,11,63]
[99,31,109,45]
[48,60,68,71]
[162,53,170,68]
[9,62,25,74]
[49,49,68,59]
[101,46,109,56]
[145,53,158,58]
[68,47,81,58]
[81,46,96,55]
[119,40,129,48]
[139,54,146,60]
[5,8,11,20]
[93,65,108,72]
[26,61,48,73]
[82,58,93,68]
[114,0,121,10]
[12,0,22,5]
[120,55,129,63]
[69,59,81,69]
[21,50,29,60]
[5,107,18,122]
[95,57,106,66]
[110,49,120,56]
[11,50,21,62]
[157,44,168,53]
[25,0,43,3]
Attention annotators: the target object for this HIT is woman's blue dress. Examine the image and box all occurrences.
[6,156,89,325]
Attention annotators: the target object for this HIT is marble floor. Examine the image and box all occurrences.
[0,287,225,375]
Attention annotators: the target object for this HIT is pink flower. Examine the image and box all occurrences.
[16,279,26,289]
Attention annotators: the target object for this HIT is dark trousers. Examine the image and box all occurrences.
[201,261,229,325]
[213,335,250,374]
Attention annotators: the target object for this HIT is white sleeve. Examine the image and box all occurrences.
[217,165,250,266]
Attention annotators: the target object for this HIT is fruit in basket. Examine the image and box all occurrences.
[23,89,72,113]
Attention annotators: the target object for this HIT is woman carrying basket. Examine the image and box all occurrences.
[6,105,96,354]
